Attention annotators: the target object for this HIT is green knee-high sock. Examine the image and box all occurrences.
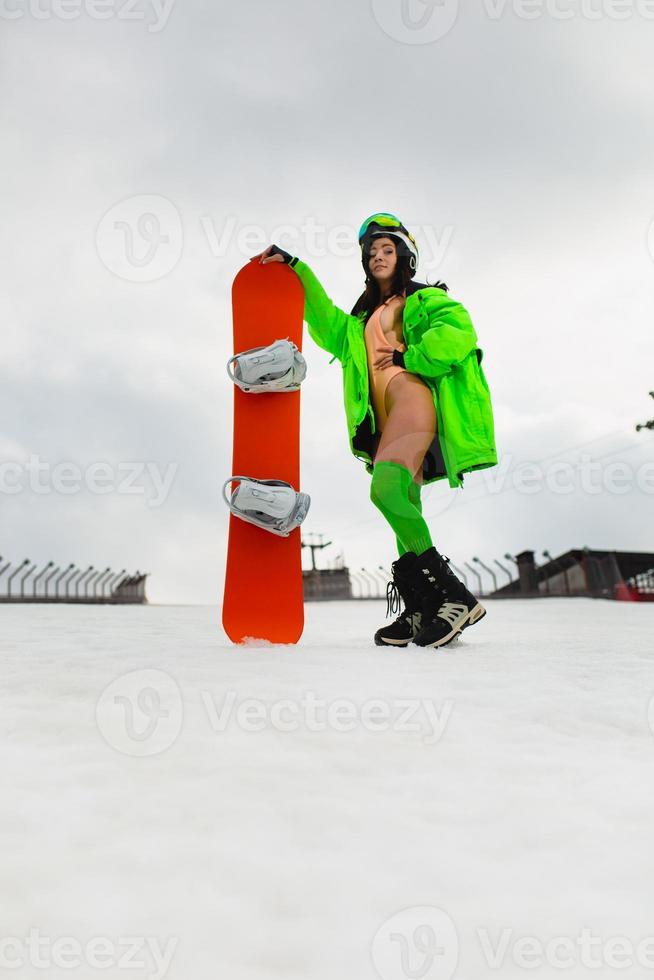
[396,479,422,556]
[370,461,433,557]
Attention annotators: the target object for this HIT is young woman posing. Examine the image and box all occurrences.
[255,212,497,648]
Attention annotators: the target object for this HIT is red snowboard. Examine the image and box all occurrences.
[222,259,305,644]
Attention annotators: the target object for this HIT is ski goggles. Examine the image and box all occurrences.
[358,212,406,243]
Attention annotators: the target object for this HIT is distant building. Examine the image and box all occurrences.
[493,549,654,601]
[302,536,354,601]
[303,567,352,601]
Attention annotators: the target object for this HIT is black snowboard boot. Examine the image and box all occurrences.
[411,547,487,648]
[374,552,425,647]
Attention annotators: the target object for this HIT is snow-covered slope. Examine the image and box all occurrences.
[2,599,653,979]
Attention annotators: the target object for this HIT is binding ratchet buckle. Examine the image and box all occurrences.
[227,339,307,393]
[222,476,311,536]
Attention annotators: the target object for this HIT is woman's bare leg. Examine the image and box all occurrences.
[374,373,437,477]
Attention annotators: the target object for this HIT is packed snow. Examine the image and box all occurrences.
[2,598,654,980]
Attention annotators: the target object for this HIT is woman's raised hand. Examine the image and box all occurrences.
[253,244,287,264]
[252,245,284,265]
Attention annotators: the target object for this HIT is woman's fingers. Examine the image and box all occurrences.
[374,345,400,369]
[253,245,283,264]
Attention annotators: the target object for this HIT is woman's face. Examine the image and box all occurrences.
[367,236,397,280]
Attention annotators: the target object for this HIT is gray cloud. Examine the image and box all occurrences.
[2,0,653,602]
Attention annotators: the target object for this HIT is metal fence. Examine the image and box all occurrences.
[348,557,508,600]
[0,557,148,604]
[342,550,654,602]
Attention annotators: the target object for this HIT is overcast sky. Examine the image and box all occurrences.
[2,0,653,603]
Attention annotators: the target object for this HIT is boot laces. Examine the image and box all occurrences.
[386,581,401,618]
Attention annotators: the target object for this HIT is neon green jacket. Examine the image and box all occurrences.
[288,257,497,489]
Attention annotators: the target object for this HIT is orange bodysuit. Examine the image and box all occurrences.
[364,297,408,431]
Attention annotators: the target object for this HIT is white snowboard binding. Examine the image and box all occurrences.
[227,339,307,393]
[222,476,311,536]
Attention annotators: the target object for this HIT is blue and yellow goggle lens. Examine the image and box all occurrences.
[358,212,404,243]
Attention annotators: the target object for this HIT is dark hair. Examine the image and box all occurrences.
[350,240,448,322]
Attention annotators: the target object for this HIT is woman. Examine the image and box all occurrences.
[255,212,497,649]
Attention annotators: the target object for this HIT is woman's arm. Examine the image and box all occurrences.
[255,245,359,361]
